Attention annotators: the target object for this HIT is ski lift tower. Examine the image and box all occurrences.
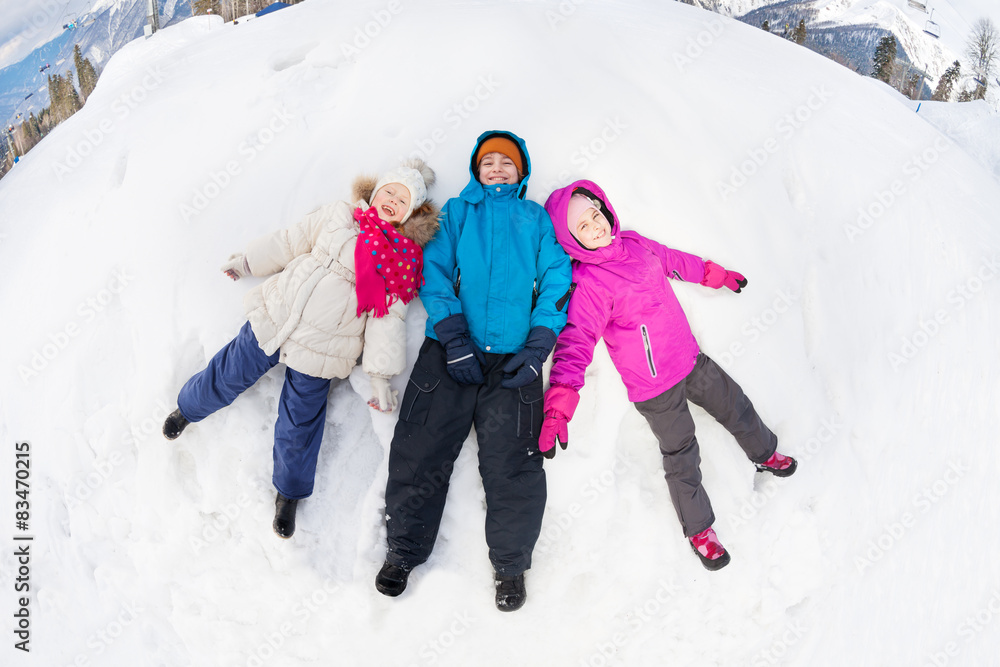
[146,0,160,35]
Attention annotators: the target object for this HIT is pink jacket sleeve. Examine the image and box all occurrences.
[548,278,613,392]
[627,232,706,283]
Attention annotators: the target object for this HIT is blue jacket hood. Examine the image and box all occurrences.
[459,130,532,203]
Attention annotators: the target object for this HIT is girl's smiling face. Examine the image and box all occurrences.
[574,207,613,249]
[477,152,520,186]
[371,183,409,224]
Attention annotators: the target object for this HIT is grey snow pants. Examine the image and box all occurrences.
[633,353,777,537]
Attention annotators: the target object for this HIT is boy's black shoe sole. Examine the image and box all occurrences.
[375,561,411,597]
[272,493,298,539]
[495,573,527,612]
[162,409,190,440]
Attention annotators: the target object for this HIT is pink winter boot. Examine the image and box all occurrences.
[689,526,731,571]
[755,451,797,477]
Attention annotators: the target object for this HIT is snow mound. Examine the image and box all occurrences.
[1,1,999,665]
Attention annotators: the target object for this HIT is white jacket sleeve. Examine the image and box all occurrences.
[244,203,343,277]
[362,298,408,379]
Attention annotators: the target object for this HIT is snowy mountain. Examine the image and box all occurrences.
[2,1,1000,665]
[713,0,1000,101]
[0,31,73,124]
[1,0,191,124]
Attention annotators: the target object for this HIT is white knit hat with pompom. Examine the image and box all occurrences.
[372,159,436,223]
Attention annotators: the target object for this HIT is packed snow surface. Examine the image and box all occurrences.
[2,1,999,665]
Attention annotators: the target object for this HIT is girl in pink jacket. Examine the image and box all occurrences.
[540,180,795,571]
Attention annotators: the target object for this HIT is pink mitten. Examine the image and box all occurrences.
[539,385,580,459]
[701,260,747,293]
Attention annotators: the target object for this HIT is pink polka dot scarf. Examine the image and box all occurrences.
[353,206,424,318]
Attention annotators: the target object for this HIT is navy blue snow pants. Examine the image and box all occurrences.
[383,337,546,577]
[177,321,333,500]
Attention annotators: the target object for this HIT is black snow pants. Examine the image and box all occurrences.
[383,337,546,576]
[633,353,777,538]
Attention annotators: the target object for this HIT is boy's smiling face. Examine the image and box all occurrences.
[371,183,409,225]
[574,207,613,249]
[477,152,520,186]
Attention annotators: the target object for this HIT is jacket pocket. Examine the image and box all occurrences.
[400,365,440,425]
[640,325,657,378]
[516,378,544,439]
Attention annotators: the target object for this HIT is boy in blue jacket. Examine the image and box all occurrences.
[376,131,572,611]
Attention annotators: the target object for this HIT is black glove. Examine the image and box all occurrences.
[501,327,557,389]
[433,313,486,385]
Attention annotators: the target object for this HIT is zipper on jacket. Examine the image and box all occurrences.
[641,325,657,378]
[454,269,461,296]
[532,280,538,311]
[555,283,576,311]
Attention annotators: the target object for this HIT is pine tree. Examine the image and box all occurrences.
[46,74,62,119]
[932,61,961,101]
[793,20,807,46]
[62,74,82,117]
[762,20,770,32]
[73,44,99,102]
[872,35,897,84]
[193,0,222,16]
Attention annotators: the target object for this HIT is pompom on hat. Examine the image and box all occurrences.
[372,159,436,223]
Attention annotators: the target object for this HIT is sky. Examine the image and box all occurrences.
[0,0,100,70]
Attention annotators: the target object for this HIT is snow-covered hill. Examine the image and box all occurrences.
[2,1,1000,665]
[717,0,1000,102]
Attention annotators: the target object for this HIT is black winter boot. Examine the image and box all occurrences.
[272,493,298,539]
[162,409,190,440]
[494,572,527,612]
[375,561,411,597]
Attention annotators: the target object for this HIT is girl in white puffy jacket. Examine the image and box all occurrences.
[162,160,439,538]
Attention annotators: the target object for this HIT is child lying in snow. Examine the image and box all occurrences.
[162,160,439,540]
[540,179,796,571]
